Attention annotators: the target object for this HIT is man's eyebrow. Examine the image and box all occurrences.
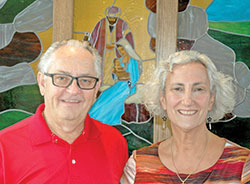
[55,70,70,74]
[54,70,92,76]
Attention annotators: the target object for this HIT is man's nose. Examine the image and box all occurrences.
[67,79,81,94]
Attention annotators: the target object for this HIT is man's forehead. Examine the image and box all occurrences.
[48,45,95,71]
[54,45,92,56]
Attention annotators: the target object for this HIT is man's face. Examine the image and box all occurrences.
[38,45,100,124]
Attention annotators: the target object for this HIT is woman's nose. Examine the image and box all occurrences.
[182,90,193,106]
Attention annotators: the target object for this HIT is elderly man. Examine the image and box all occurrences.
[0,39,128,183]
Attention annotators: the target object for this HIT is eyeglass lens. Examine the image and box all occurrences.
[52,74,97,89]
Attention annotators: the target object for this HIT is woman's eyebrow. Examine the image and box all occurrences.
[170,82,206,86]
[193,82,206,86]
[171,82,183,85]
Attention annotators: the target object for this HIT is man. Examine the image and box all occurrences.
[0,39,128,183]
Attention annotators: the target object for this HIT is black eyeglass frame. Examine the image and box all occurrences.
[44,72,99,90]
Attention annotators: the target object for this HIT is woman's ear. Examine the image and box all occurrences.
[160,95,167,111]
[37,72,45,96]
[208,91,215,111]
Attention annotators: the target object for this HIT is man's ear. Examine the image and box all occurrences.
[94,78,102,96]
[95,78,102,95]
[37,72,45,96]
[92,78,102,104]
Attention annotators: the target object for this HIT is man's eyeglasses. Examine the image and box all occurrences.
[44,73,99,90]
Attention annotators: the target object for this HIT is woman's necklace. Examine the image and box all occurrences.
[171,132,209,184]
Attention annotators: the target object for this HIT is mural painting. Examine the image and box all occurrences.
[0,0,52,128]
[86,3,153,152]
[77,0,250,151]
[0,0,249,154]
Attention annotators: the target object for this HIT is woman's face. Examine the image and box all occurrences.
[160,62,215,131]
[117,45,127,57]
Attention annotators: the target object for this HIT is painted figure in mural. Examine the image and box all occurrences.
[121,51,250,184]
[90,5,134,88]
[89,38,142,126]
[0,40,128,183]
[112,57,130,81]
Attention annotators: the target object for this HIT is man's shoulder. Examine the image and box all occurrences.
[89,117,128,157]
[91,117,123,138]
[0,104,44,140]
[0,115,32,138]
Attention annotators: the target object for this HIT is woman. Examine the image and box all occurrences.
[121,50,250,184]
[89,38,142,125]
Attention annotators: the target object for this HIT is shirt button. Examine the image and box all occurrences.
[72,159,76,164]
[55,139,58,143]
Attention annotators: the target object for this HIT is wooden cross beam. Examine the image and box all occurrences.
[53,0,74,42]
[154,0,178,143]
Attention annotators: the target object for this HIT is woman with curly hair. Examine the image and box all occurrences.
[121,50,250,184]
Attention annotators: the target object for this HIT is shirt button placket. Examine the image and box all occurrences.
[52,134,58,144]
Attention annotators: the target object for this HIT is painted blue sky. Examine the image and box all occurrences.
[206,0,250,21]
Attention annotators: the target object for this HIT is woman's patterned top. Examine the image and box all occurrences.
[122,139,250,184]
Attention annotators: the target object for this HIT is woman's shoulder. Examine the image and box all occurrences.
[136,141,162,155]
[222,139,250,167]
[242,153,250,184]
[224,139,250,153]
[224,140,250,184]
[225,140,250,184]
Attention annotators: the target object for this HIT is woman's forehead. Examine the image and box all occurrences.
[167,62,209,83]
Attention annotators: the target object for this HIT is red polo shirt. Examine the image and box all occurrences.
[0,104,128,183]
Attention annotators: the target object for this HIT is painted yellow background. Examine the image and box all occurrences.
[74,0,155,83]
[190,0,213,9]
[34,0,208,83]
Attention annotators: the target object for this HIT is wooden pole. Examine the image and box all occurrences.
[154,0,178,143]
[53,0,74,42]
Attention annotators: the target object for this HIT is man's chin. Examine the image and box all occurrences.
[55,110,80,121]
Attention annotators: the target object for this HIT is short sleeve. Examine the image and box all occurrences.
[242,152,250,184]
[121,151,136,184]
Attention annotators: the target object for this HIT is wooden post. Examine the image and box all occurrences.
[154,0,178,143]
[53,0,74,42]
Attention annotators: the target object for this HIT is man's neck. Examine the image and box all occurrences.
[43,112,85,144]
